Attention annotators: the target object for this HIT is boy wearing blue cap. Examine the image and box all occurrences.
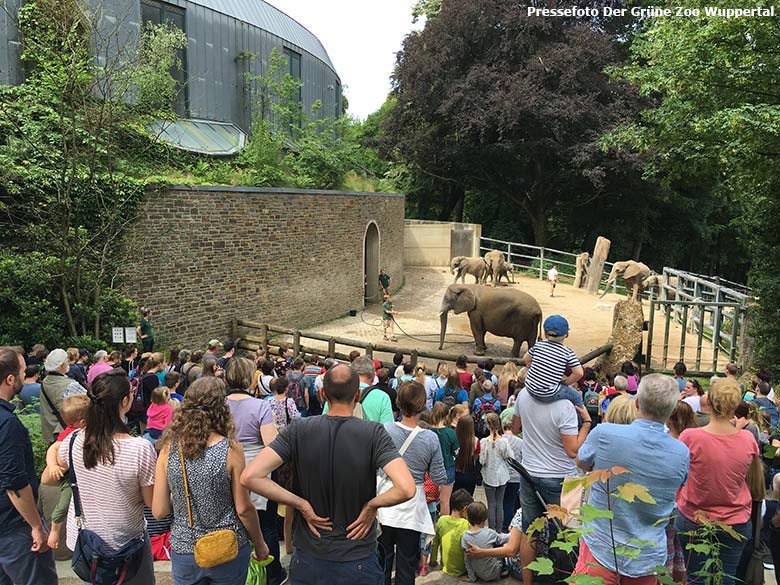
[522,315,584,408]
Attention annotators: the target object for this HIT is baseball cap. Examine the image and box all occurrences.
[44,348,69,372]
[544,315,569,336]
[207,339,222,348]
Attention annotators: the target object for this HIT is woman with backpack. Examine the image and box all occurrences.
[431,402,459,515]
[268,376,301,430]
[479,413,511,531]
[223,358,285,585]
[152,376,270,584]
[434,372,469,408]
[47,369,157,584]
[426,362,449,411]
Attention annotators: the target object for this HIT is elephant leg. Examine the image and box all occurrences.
[511,338,521,357]
[632,281,639,300]
[468,313,487,355]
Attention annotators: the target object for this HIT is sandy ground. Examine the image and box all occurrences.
[268,267,726,373]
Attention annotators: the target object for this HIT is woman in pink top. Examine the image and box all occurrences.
[674,379,761,585]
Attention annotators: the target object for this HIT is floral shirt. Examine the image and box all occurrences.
[268,397,300,429]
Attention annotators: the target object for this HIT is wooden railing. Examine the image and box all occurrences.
[233,318,613,368]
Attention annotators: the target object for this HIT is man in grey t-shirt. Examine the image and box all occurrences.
[511,389,591,584]
[241,364,415,584]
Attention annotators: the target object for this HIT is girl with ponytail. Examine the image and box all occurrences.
[51,368,157,584]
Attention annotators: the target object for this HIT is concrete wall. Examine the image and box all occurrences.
[404,220,482,267]
[119,186,404,348]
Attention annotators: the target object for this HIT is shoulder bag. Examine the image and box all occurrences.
[376,425,423,496]
[69,432,146,585]
[178,441,239,568]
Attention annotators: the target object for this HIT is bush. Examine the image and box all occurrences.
[62,336,110,354]
[17,408,47,477]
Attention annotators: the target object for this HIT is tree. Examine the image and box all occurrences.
[607,12,779,369]
[0,0,186,342]
[385,0,644,246]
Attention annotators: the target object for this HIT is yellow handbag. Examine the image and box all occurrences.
[178,442,239,568]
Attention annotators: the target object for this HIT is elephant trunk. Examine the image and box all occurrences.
[439,311,449,350]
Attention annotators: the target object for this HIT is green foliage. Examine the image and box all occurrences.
[17,409,47,477]
[607,11,779,371]
[0,252,64,348]
[135,23,188,114]
[0,0,185,347]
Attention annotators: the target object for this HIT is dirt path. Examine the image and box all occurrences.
[271,267,725,373]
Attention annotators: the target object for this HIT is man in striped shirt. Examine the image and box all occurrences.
[523,315,584,408]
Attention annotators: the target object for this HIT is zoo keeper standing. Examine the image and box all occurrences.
[547,265,558,297]
[383,294,398,342]
[379,269,392,296]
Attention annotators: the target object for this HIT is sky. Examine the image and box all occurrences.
[266,0,423,120]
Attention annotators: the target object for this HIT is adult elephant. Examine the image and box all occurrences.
[600,260,652,300]
[438,284,542,357]
[483,250,506,286]
[450,256,488,284]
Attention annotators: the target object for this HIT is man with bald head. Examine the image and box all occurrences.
[242,364,415,584]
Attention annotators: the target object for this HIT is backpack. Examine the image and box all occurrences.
[178,364,194,394]
[440,387,458,409]
[584,390,600,418]
[287,377,307,413]
[474,397,498,438]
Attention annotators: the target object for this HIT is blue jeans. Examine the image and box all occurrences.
[171,543,251,585]
[289,549,384,585]
[675,512,751,585]
[528,385,584,408]
[0,522,57,585]
[503,481,521,532]
[518,475,563,533]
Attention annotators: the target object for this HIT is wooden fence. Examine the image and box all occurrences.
[233,318,612,369]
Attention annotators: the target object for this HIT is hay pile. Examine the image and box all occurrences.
[594,300,645,376]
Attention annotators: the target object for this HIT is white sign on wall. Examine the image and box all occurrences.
[124,328,137,343]
[112,327,125,343]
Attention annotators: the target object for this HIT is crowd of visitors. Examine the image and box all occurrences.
[3,306,779,585]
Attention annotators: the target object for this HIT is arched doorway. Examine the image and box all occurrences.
[364,222,380,304]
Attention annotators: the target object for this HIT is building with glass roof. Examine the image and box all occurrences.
[0,0,342,154]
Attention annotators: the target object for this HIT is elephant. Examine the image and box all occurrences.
[494,260,515,285]
[483,249,506,286]
[450,256,488,284]
[438,284,542,357]
[600,260,653,300]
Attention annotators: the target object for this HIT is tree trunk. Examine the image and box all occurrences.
[631,239,643,260]
[60,271,77,337]
[449,184,465,223]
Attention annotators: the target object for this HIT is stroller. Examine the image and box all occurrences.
[505,457,579,582]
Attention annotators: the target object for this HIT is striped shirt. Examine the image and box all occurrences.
[60,433,156,551]
[525,340,581,398]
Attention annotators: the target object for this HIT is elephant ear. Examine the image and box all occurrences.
[623,262,646,280]
[452,287,477,314]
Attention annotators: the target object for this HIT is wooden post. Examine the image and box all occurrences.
[293,331,301,357]
[573,252,589,288]
[366,343,374,358]
[585,237,611,293]
[260,324,269,355]
[538,247,545,280]
[328,337,336,358]
[411,349,418,368]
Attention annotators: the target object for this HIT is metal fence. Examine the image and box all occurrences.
[479,236,627,294]
[645,268,751,373]
[479,237,752,375]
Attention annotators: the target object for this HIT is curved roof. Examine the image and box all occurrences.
[187,0,336,71]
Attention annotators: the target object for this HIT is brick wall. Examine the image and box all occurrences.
[119,185,405,349]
